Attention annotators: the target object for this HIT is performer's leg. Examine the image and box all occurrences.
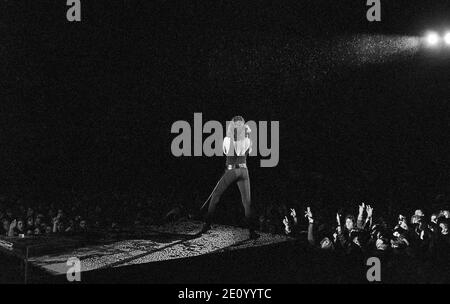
[204,169,237,226]
[237,168,258,239]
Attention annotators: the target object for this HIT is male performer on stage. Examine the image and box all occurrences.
[199,116,259,239]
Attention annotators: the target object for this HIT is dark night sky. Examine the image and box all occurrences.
[2,0,450,212]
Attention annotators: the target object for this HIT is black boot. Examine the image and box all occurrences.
[246,216,259,240]
[249,229,260,240]
[197,222,211,235]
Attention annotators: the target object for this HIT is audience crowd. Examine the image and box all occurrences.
[0,192,170,237]
[1,191,449,283]
[279,202,450,283]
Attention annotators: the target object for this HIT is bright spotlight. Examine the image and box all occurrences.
[426,32,440,46]
[444,32,450,45]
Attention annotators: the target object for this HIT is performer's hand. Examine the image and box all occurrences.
[222,137,231,155]
[9,219,17,230]
[244,124,251,135]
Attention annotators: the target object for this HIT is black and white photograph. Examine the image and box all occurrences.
[1,0,450,289]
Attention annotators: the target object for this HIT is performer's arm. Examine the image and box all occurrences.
[223,137,231,155]
[245,125,252,154]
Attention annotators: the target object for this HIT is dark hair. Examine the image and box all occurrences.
[232,116,244,123]
[393,225,407,236]
[350,229,369,246]
[378,229,391,241]
[438,218,449,226]
[317,223,332,241]
[345,214,356,223]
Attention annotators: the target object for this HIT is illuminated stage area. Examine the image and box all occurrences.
[0,221,296,283]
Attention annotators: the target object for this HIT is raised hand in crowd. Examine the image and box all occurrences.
[366,205,373,219]
[336,213,342,235]
[290,208,297,224]
[358,202,365,218]
[304,206,313,224]
[283,216,291,235]
[398,214,408,230]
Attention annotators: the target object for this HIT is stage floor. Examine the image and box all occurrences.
[26,221,292,277]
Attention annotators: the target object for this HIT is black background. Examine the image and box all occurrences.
[2,0,450,218]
